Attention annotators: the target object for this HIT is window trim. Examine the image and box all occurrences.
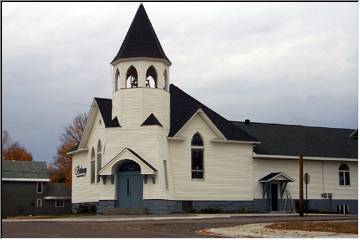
[191,132,205,180]
[96,140,102,183]
[90,147,96,184]
[36,182,43,193]
[339,164,350,186]
[36,199,42,208]
[55,200,65,208]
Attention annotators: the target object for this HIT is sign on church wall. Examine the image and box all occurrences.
[74,166,87,177]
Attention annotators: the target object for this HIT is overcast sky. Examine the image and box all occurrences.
[2,2,358,163]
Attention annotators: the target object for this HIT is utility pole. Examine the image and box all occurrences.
[299,154,304,216]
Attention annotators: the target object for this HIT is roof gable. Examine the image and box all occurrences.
[94,98,120,128]
[99,148,157,175]
[111,4,171,65]
[141,113,163,127]
[174,109,226,140]
[169,84,257,142]
[258,172,294,182]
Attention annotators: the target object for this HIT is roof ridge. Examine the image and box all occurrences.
[232,120,356,131]
[94,97,111,101]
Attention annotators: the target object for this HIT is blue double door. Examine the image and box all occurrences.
[116,170,143,208]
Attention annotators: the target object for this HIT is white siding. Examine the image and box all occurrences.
[168,114,254,201]
[254,158,358,200]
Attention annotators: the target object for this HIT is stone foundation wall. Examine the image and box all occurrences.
[97,200,116,214]
[143,200,254,214]
[254,198,358,214]
[73,199,358,215]
[72,202,97,214]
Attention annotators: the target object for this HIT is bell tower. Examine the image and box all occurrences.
[110,4,171,129]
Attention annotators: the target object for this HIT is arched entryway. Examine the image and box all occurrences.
[116,160,143,208]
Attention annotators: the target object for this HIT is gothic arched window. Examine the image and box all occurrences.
[339,164,350,186]
[115,69,120,91]
[96,140,102,182]
[191,132,204,179]
[90,148,95,184]
[146,66,157,88]
[126,66,138,88]
[163,70,168,91]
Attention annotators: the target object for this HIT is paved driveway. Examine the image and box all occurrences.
[2,215,357,237]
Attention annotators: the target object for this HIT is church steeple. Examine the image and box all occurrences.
[111,4,171,65]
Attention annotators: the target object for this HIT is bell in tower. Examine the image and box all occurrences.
[111,3,171,129]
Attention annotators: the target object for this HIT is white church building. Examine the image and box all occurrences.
[69,4,358,214]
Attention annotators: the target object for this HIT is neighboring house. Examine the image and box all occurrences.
[69,4,358,214]
[2,160,71,217]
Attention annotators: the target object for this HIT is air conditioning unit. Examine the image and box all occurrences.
[321,193,328,198]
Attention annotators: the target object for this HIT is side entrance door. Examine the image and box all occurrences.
[117,171,143,208]
[271,183,278,211]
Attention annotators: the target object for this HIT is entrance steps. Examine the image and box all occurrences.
[100,208,146,215]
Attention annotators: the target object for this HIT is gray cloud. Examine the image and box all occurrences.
[2,2,358,163]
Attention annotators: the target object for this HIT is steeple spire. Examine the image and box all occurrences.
[111,4,171,65]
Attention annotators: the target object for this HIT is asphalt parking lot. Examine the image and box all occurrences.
[2,215,357,237]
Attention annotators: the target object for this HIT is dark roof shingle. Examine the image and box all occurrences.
[2,160,49,179]
[111,4,171,64]
[232,121,358,158]
[95,98,120,128]
[141,113,162,127]
[169,84,258,142]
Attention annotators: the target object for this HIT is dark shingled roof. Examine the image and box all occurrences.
[46,183,71,198]
[2,160,49,179]
[232,121,358,158]
[169,84,258,142]
[68,144,79,153]
[258,172,281,182]
[141,113,163,127]
[111,4,171,64]
[95,98,120,128]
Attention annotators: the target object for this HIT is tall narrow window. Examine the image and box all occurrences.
[36,182,43,193]
[115,69,120,91]
[163,70,168,91]
[339,164,350,186]
[96,140,102,182]
[126,66,138,88]
[146,66,157,88]
[90,148,95,184]
[191,132,204,179]
[163,160,169,190]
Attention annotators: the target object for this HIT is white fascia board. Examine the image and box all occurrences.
[211,139,261,145]
[67,148,88,156]
[112,57,171,66]
[253,153,357,162]
[44,196,71,200]
[174,109,226,140]
[79,99,99,148]
[2,178,50,182]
